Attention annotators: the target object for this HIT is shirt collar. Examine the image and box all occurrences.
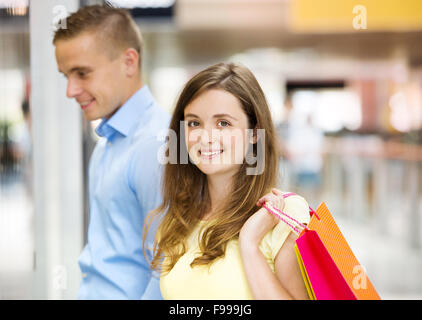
[95,85,154,140]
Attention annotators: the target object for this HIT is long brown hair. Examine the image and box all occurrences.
[144,62,280,274]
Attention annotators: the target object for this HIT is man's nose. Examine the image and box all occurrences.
[66,78,83,98]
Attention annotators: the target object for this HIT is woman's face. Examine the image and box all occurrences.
[184,89,252,177]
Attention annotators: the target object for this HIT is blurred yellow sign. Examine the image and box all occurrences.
[290,0,422,32]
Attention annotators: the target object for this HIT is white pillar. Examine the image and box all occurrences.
[408,161,420,248]
[30,0,83,299]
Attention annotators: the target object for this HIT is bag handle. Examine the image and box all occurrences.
[262,192,320,235]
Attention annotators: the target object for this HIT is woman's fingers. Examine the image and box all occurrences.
[257,196,268,206]
[257,192,284,210]
[257,195,271,206]
[272,188,283,196]
[270,189,285,210]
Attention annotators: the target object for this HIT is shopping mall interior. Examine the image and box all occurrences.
[0,0,421,299]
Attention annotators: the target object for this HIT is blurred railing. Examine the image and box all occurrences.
[321,136,422,249]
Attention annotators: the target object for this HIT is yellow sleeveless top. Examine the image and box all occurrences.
[160,193,310,300]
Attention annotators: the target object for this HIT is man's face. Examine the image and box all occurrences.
[55,32,126,121]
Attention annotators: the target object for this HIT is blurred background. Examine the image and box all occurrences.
[0,0,421,299]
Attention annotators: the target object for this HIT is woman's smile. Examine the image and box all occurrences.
[199,148,224,160]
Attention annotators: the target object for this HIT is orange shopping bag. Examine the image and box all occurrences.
[263,193,380,300]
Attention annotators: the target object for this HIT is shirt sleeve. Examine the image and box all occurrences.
[127,136,165,248]
[125,137,166,300]
[259,193,311,264]
[141,275,163,300]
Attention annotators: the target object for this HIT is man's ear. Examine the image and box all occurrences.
[123,48,140,77]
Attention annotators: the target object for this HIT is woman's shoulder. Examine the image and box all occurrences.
[281,191,310,215]
[260,190,312,235]
[259,189,310,222]
[260,191,311,262]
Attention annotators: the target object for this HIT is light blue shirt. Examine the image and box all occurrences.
[77,85,170,299]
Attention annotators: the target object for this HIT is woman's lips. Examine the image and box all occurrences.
[199,149,224,160]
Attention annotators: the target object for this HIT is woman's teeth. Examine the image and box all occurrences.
[200,150,223,157]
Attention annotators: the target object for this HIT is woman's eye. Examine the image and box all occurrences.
[187,120,200,127]
[217,120,230,128]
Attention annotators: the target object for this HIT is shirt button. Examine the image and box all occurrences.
[107,141,112,147]
[82,273,87,278]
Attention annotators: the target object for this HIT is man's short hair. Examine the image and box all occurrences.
[53,5,143,66]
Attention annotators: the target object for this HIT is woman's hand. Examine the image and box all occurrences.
[238,188,295,300]
[239,188,285,246]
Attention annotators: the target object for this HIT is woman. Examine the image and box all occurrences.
[144,62,310,299]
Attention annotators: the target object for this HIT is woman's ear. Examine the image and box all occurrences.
[249,127,259,144]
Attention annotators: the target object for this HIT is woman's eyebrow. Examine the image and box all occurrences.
[213,113,238,121]
[184,113,238,121]
[184,113,200,119]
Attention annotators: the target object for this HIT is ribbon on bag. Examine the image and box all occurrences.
[262,192,319,235]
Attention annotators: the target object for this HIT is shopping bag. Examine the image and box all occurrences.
[294,229,357,300]
[263,193,380,300]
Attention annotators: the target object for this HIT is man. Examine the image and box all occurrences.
[54,5,169,299]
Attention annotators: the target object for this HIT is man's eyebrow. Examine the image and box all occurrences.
[70,66,91,73]
[60,67,91,75]
[184,113,238,121]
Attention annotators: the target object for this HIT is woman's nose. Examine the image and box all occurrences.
[200,126,219,144]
